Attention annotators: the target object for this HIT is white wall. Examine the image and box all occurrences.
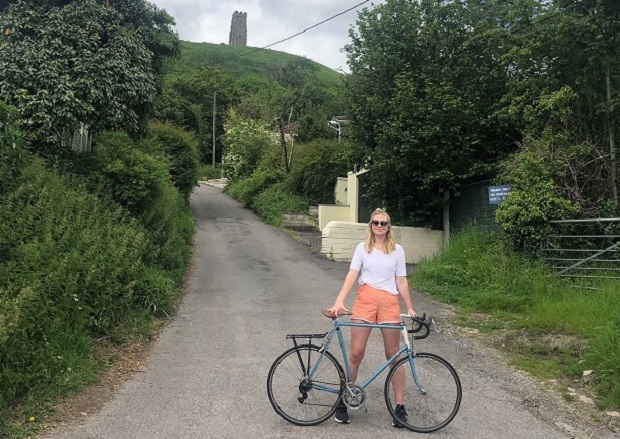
[334,177,348,205]
[318,205,349,231]
[321,221,443,263]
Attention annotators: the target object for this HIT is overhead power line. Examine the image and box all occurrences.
[231,0,370,60]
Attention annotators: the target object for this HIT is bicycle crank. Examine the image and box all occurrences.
[342,384,366,410]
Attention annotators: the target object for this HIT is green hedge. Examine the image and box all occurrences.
[147,121,200,200]
[0,108,196,431]
[286,139,352,205]
[253,182,309,226]
[92,131,170,216]
[224,170,310,226]
[224,169,285,208]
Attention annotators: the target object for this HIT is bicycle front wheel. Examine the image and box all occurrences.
[384,352,462,433]
[267,344,345,426]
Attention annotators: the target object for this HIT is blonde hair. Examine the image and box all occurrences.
[364,208,396,254]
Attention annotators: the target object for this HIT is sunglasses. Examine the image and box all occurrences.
[371,220,389,227]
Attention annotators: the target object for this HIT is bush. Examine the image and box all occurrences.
[198,164,222,180]
[147,121,200,200]
[139,183,194,283]
[224,169,285,208]
[495,138,580,253]
[222,110,272,181]
[253,182,310,226]
[89,132,194,282]
[0,158,156,412]
[91,131,170,216]
[286,139,352,205]
[0,102,28,197]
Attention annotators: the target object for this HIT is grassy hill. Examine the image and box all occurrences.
[165,41,343,89]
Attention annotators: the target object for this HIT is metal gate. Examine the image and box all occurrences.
[543,218,620,281]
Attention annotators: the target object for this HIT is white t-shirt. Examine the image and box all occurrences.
[350,242,407,295]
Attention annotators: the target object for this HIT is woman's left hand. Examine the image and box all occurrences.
[407,308,417,318]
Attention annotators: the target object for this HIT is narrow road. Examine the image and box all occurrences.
[42,184,615,439]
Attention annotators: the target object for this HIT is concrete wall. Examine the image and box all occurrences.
[318,205,349,231]
[335,177,347,205]
[347,171,360,222]
[321,221,443,263]
[318,171,361,228]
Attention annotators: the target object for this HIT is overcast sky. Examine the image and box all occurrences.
[149,0,383,73]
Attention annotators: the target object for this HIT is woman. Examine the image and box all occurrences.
[327,208,416,427]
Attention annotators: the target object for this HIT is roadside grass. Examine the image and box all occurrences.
[411,227,620,409]
[0,311,158,439]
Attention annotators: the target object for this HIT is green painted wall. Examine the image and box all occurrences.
[450,183,499,231]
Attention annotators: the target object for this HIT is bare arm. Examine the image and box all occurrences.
[327,268,359,314]
[396,276,416,316]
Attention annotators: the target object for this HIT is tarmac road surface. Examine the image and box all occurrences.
[41,183,617,439]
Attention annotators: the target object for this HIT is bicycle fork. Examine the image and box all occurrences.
[407,352,428,396]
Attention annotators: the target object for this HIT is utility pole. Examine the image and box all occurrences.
[212,91,217,167]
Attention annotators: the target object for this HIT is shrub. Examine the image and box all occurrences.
[0,158,155,412]
[495,138,580,253]
[92,131,170,216]
[198,164,222,180]
[221,110,272,181]
[139,183,194,283]
[0,102,28,197]
[147,121,200,200]
[224,169,285,208]
[286,139,352,205]
[253,182,310,226]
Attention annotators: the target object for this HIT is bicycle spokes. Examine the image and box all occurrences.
[384,353,462,433]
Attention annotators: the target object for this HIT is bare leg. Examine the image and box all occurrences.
[348,323,372,382]
[381,326,404,404]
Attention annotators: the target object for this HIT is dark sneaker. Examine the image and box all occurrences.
[391,404,407,428]
[334,402,350,424]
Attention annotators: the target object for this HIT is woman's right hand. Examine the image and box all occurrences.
[326,301,349,316]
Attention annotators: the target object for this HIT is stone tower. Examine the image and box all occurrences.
[228,11,247,46]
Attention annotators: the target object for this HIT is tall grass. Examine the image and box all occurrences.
[412,227,620,408]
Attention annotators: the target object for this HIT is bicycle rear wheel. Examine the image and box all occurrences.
[267,344,345,426]
[384,352,462,433]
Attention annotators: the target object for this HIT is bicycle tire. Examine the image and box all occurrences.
[384,352,462,433]
[267,344,345,426]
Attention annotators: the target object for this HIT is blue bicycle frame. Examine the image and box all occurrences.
[309,315,426,396]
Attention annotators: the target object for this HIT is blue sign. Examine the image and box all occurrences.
[488,185,510,204]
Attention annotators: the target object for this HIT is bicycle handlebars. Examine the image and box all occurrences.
[406,313,432,340]
[321,309,433,340]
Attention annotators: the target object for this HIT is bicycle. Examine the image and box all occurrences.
[267,309,462,433]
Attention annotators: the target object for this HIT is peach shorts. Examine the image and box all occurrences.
[351,284,401,324]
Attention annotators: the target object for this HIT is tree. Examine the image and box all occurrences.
[153,66,239,164]
[344,0,522,226]
[235,59,346,172]
[221,109,272,181]
[0,0,178,145]
[503,0,620,211]
[552,0,620,208]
